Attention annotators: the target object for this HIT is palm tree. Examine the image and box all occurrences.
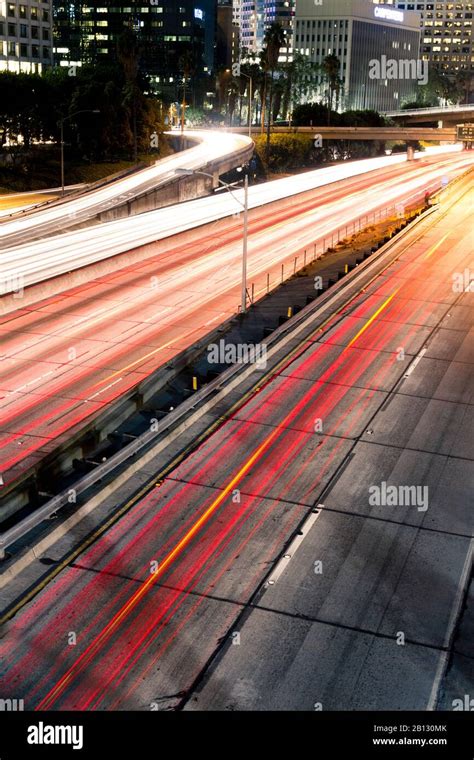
[237,73,247,126]
[117,28,140,161]
[262,22,287,152]
[228,77,240,126]
[322,54,342,124]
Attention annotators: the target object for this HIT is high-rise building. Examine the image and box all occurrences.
[0,0,53,73]
[217,0,239,68]
[240,0,294,59]
[240,1,264,53]
[53,1,217,100]
[294,0,421,111]
[232,0,241,26]
[374,1,473,98]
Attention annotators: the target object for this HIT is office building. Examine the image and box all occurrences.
[53,1,217,100]
[294,0,422,111]
[0,0,53,73]
[217,0,240,67]
[240,0,294,60]
[375,1,474,100]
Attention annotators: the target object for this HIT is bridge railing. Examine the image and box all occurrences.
[384,104,474,116]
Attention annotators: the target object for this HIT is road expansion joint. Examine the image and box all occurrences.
[304,501,472,541]
[178,586,456,711]
[346,437,474,463]
[245,601,454,654]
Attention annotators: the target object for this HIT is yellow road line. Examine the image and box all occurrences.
[1,212,435,624]
[40,423,282,707]
[345,288,401,350]
[424,232,450,260]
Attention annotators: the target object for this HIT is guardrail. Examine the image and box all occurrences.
[2,165,472,561]
[201,125,457,141]
[0,197,444,561]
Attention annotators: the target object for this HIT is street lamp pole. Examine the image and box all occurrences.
[181,79,186,139]
[175,167,249,313]
[60,119,65,196]
[241,171,249,312]
[58,109,100,197]
[247,76,253,139]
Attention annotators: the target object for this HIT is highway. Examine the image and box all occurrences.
[1,150,473,491]
[0,192,57,218]
[0,186,85,218]
[1,176,471,710]
[0,145,464,295]
[0,130,253,245]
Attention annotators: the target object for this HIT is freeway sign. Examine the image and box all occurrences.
[457,125,474,141]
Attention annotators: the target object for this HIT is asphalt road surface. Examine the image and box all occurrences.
[0,131,252,245]
[1,179,472,711]
[1,151,473,491]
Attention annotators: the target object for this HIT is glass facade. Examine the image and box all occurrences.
[53,1,217,98]
[294,0,421,111]
[350,19,421,110]
[240,0,294,58]
[376,1,473,75]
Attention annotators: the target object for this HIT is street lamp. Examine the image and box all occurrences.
[175,166,249,313]
[58,109,100,196]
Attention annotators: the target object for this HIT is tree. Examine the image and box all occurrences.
[292,101,334,127]
[452,70,473,104]
[262,22,287,152]
[240,54,262,127]
[68,65,130,160]
[0,61,164,168]
[280,52,319,124]
[117,28,141,161]
[322,54,343,123]
[179,47,197,124]
[227,77,240,126]
[258,47,269,133]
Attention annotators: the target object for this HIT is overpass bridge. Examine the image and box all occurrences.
[223,125,457,142]
[0,131,254,246]
[383,103,474,125]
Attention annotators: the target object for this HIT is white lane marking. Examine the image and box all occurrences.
[427,541,473,710]
[265,505,324,588]
[8,369,56,395]
[403,347,427,378]
[85,376,124,402]
[204,312,227,327]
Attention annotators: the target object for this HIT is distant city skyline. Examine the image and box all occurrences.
[0,1,472,108]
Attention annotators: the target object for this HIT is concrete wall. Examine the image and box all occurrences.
[96,135,254,223]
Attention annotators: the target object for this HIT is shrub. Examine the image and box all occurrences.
[253,133,315,172]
